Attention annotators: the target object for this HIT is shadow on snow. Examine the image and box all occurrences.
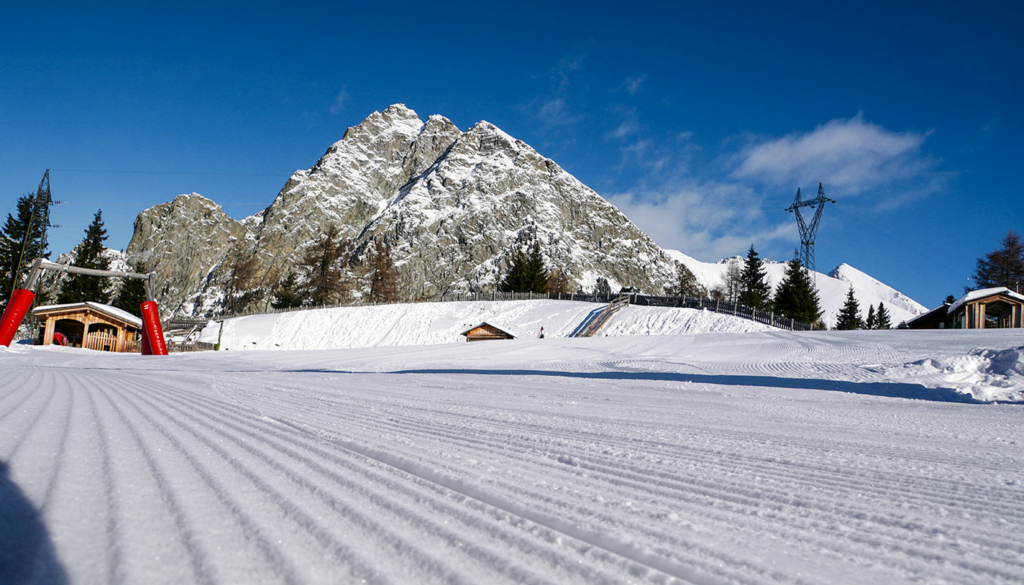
[0,461,68,585]
[389,368,983,404]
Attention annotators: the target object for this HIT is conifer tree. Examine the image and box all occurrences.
[772,252,822,325]
[499,248,527,292]
[0,193,49,307]
[367,238,400,302]
[593,277,612,296]
[499,242,548,293]
[835,286,864,330]
[972,231,1024,291]
[738,245,772,310]
[58,210,111,304]
[524,242,548,293]
[110,261,149,318]
[876,302,892,329]
[271,271,304,309]
[865,304,876,329]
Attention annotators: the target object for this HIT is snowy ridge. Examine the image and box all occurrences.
[665,250,927,327]
[214,300,773,351]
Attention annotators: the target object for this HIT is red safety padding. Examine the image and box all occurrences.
[139,301,168,356]
[0,289,34,347]
[140,323,152,355]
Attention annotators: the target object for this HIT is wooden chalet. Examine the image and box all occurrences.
[32,302,143,352]
[460,322,517,342]
[908,287,1024,329]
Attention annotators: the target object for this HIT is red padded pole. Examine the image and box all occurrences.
[140,323,152,355]
[139,301,168,356]
[0,289,35,347]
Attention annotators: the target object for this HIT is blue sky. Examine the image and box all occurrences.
[2,1,1021,307]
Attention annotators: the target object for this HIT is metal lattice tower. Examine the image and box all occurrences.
[785,182,835,276]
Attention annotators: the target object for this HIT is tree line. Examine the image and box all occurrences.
[0,194,146,318]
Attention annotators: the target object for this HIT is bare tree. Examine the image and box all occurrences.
[723,261,743,303]
[224,242,262,312]
[298,224,352,306]
[546,268,572,294]
[367,238,401,303]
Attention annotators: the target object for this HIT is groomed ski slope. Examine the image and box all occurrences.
[2,319,1023,584]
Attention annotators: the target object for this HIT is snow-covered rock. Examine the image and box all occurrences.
[127,105,678,315]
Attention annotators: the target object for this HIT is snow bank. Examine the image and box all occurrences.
[878,345,1024,402]
[217,300,773,351]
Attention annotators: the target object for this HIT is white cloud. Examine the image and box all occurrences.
[608,182,794,261]
[622,74,648,95]
[733,114,932,195]
[329,88,350,114]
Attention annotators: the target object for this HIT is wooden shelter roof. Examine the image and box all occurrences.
[32,302,143,328]
[460,322,517,339]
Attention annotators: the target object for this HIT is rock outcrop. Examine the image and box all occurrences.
[127,105,679,316]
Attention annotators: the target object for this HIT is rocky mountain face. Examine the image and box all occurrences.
[127,105,679,316]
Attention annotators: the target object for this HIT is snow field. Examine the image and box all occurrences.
[1,327,1023,583]
[215,300,773,351]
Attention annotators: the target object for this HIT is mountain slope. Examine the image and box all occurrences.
[127,105,678,314]
[665,250,927,327]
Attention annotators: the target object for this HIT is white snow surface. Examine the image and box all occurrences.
[664,250,928,328]
[217,300,774,351]
[1,327,1023,584]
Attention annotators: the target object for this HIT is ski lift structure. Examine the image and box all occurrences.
[0,258,168,355]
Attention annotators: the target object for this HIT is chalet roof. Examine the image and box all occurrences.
[459,321,518,338]
[948,287,1024,314]
[905,303,952,326]
[33,302,143,328]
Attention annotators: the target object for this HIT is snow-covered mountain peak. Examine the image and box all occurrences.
[667,250,927,327]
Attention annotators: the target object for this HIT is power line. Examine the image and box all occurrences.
[50,167,284,178]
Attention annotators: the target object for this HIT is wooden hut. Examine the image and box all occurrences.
[947,288,1024,329]
[32,302,143,352]
[460,322,517,342]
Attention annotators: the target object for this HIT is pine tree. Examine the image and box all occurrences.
[865,304,877,329]
[972,231,1024,291]
[772,252,822,325]
[0,193,49,307]
[523,242,548,293]
[271,271,304,309]
[499,242,547,293]
[876,302,892,329]
[58,210,111,304]
[738,245,772,310]
[367,238,400,302]
[593,277,612,296]
[110,261,149,318]
[835,286,864,330]
[297,224,351,306]
[499,248,527,292]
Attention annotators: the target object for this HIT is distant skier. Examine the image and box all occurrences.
[538,327,545,339]
[53,331,68,346]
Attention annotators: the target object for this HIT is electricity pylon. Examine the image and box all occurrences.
[785,182,835,277]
